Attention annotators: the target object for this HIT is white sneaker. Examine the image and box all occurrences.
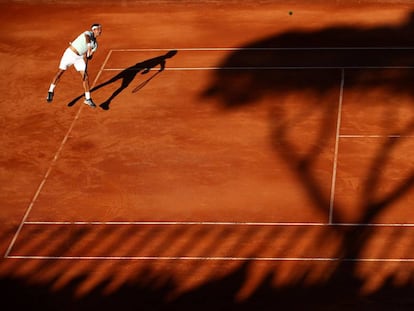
[84,98,97,108]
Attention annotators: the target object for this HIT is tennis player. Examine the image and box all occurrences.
[46,24,102,108]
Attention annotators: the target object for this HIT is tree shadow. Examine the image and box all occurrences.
[67,50,177,110]
[202,11,414,221]
[199,8,414,307]
[2,258,414,310]
[202,12,414,107]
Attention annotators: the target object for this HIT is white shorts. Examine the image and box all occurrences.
[59,47,86,71]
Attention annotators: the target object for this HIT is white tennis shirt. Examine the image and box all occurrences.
[71,31,98,55]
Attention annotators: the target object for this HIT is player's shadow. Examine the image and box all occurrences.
[67,50,177,110]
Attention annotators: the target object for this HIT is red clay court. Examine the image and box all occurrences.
[1,1,414,309]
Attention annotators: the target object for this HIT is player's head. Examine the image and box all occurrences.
[91,23,102,36]
[165,50,177,59]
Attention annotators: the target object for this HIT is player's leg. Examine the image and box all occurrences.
[50,69,65,87]
[47,69,65,102]
[75,59,96,108]
[46,48,73,102]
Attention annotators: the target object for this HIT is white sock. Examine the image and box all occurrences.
[85,92,91,100]
[49,84,56,92]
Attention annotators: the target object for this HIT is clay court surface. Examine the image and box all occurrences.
[2,0,414,309]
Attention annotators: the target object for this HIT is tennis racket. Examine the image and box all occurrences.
[83,51,92,81]
[132,70,161,93]
[83,57,89,81]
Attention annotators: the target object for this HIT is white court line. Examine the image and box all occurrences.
[340,134,414,138]
[103,66,414,71]
[329,69,345,224]
[111,47,414,51]
[23,221,414,227]
[3,50,114,259]
[6,255,414,262]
